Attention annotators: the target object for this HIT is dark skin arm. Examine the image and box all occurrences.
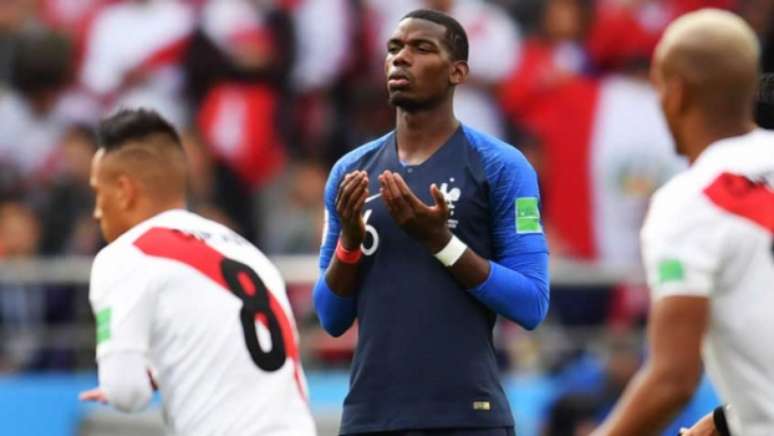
[324,171,369,297]
[378,171,491,289]
[592,296,709,436]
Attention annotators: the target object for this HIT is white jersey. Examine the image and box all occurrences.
[641,129,774,436]
[89,209,315,436]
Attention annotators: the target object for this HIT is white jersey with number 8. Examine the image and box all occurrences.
[89,209,315,436]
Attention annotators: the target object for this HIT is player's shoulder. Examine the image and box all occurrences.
[460,124,533,172]
[647,168,716,224]
[90,230,152,303]
[698,128,774,174]
[644,158,746,243]
[652,129,774,215]
[93,209,203,270]
[460,124,537,191]
[93,226,147,270]
[330,132,392,176]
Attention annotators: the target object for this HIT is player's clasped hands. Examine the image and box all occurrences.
[336,171,369,249]
[378,171,451,252]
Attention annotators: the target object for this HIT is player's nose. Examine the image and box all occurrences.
[391,46,411,67]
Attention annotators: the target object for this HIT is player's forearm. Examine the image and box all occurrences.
[314,267,357,337]
[435,230,550,328]
[428,231,549,329]
[466,257,549,329]
[446,247,492,288]
[324,258,361,297]
[98,352,153,413]
[420,228,491,288]
[595,364,699,436]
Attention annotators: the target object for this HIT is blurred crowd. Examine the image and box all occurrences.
[0,0,772,260]
[0,2,772,425]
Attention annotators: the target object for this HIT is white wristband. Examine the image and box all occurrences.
[434,235,467,267]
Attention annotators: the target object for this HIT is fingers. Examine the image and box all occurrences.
[352,182,369,216]
[380,171,403,202]
[79,387,108,404]
[344,180,369,220]
[337,171,369,220]
[379,171,413,221]
[430,183,448,217]
[336,171,361,210]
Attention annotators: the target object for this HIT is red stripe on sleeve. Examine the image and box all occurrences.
[703,172,774,233]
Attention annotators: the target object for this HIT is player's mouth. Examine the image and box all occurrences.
[387,71,412,89]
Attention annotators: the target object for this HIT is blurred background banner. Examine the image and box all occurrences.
[0,0,770,435]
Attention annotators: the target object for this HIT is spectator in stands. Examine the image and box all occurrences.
[290,0,351,94]
[39,124,101,255]
[739,0,774,128]
[38,0,106,38]
[78,0,194,127]
[500,0,595,259]
[0,29,74,184]
[178,128,243,235]
[502,0,684,328]
[0,0,35,85]
[186,0,294,242]
[261,160,327,253]
[428,0,521,137]
[0,200,44,371]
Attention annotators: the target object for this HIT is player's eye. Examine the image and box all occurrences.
[416,43,435,53]
[387,44,401,54]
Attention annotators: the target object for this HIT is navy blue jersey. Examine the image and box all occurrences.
[314,125,549,434]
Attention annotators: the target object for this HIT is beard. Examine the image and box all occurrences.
[388,91,445,112]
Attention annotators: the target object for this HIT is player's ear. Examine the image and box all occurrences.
[664,77,687,118]
[674,78,689,115]
[449,60,468,86]
[115,174,137,211]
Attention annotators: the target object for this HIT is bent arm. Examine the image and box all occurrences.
[463,251,549,329]
[313,269,357,337]
[450,146,550,329]
[313,165,360,336]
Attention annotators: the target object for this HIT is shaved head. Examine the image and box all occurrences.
[651,9,761,158]
[90,109,188,242]
[654,9,760,120]
[99,134,188,202]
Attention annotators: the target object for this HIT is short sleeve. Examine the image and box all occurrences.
[89,248,157,360]
[641,187,726,300]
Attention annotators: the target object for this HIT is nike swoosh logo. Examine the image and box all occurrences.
[365,193,382,203]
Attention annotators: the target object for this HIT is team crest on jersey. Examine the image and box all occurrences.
[439,178,461,229]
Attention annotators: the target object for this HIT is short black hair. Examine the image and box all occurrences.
[401,9,469,62]
[97,108,182,151]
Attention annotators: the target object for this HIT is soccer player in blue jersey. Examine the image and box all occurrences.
[313,9,550,436]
